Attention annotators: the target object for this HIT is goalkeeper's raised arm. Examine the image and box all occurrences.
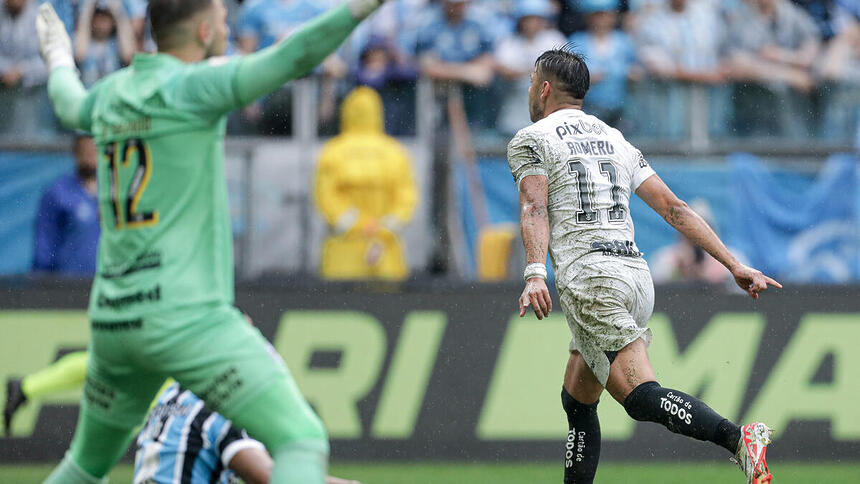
[37,0,389,131]
[234,0,382,105]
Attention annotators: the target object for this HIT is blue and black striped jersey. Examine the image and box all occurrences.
[133,383,264,484]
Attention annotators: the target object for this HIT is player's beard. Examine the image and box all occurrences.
[529,94,542,123]
[205,27,228,58]
[205,38,226,58]
[77,165,96,181]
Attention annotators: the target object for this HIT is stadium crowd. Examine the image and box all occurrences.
[1,0,858,139]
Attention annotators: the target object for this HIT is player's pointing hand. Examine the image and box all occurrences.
[519,278,552,319]
[730,264,782,299]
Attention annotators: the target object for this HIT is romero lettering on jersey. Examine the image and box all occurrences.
[567,140,616,156]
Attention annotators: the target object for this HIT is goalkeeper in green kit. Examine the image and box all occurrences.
[35,0,389,482]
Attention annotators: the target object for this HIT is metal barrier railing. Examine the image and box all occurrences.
[1,77,856,278]
[1,77,856,154]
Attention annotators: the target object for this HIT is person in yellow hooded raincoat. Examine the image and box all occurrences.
[314,86,418,280]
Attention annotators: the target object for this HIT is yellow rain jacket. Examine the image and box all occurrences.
[314,87,417,280]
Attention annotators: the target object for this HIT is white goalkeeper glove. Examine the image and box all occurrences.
[347,0,387,20]
[36,3,75,72]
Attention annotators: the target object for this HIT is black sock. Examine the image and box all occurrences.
[561,387,600,484]
[623,381,741,454]
[715,419,742,454]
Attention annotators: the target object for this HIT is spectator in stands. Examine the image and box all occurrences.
[415,0,495,88]
[74,0,135,87]
[236,0,346,133]
[569,0,637,126]
[415,0,497,129]
[835,0,860,24]
[33,136,100,276]
[650,199,736,285]
[728,0,821,92]
[819,15,860,81]
[355,35,419,135]
[347,0,429,58]
[470,0,516,44]
[625,0,661,32]
[726,0,822,136]
[49,0,146,47]
[237,0,330,52]
[0,0,51,136]
[0,0,45,88]
[791,0,843,40]
[817,16,859,139]
[314,87,417,281]
[634,0,727,86]
[495,0,566,134]
[356,35,418,91]
[630,0,730,137]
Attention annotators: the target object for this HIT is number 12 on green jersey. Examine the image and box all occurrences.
[103,138,159,230]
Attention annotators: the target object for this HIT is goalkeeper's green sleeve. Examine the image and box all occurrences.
[46,4,362,129]
[47,66,90,131]
[234,4,361,105]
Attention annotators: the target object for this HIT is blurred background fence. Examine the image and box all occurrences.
[2,76,858,283]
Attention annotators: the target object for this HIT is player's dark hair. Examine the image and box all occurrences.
[534,45,590,100]
[147,0,215,49]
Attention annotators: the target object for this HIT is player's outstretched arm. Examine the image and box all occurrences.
[235,1,386,106]
[36,3,93,131]
[635,174,782,298]
[517,174,553,319]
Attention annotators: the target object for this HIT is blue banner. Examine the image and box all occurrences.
[460,154,860,283]
[4,150,858,282]
[0,151,74,275]
[727,153,860,283]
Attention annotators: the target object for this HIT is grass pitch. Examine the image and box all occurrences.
[1,462,858,483]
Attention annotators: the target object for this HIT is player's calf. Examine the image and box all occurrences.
[622,381,740,454]
[561,387,600,484]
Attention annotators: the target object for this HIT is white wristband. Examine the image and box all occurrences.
[523,263,547,282]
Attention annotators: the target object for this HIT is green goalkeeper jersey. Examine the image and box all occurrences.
[85,53,242,319]
[45,4,363,321]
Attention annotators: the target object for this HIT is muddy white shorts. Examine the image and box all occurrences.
[558,255,655,386]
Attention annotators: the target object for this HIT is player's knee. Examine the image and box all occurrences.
[622,381,661,422]
[561,387,598,424]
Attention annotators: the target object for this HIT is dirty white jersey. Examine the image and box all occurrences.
[507,108,656,284]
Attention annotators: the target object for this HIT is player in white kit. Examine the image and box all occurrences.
[508,48,781,484]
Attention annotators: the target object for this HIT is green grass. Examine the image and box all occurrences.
[2,462,858,483]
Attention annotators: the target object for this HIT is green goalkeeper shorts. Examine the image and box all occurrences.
[83,303,288,429]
